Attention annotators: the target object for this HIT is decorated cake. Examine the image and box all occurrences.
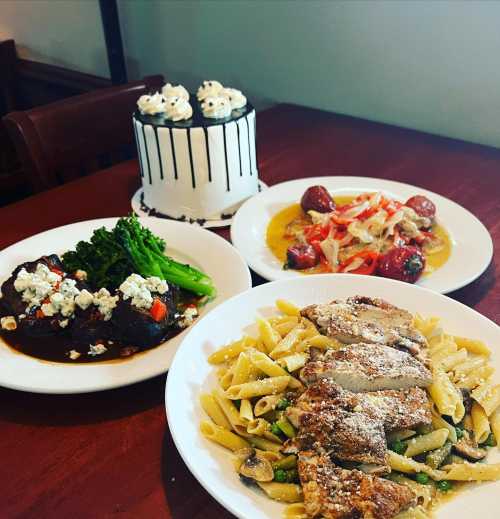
[133,80,259,223]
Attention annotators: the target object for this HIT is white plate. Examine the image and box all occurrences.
[166,274,500,519]
[131,181,268,229]
[230,176,493,293]
[0,217,251,394]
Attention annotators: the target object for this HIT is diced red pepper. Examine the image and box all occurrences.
[35,309,45,319]
[150,298,167,322]
[339,250,379,275]
[49,267,65,277]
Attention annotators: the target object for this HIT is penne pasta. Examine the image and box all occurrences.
[257,482,303,503]
[389,474,435,509]
[248,436,283,453]
[394,506,430,519]
[226,376,291,400]
[472,382,500,416]
[431,412,457,443]
[443,462,500,481]
[453,336,491,356]
[274,320,301,337]
[284,503,308,519]
[247,418,269,436]
[257,318,282,353]
[254,394,282,417]
[213,389,247,430]
[456,365,494,390]
[247,349,303,389]
[208,336,255,364]
[239,399,254,422]
[275,299,301,317]
[471,401,491,444]
[438,349,468,372]
[452,357,487,382]
[428,368,465,424]
[270,327,306,359]
[388,451,446,481]
[200,421,250,451]
[490,406,500,446]
[404,428,449,458]
[277,352,308,373]
[199,393,232,430]
[386,429,416,442]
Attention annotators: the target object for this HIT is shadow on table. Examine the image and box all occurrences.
[0,373,166,426]
[160,427,234,519]
[448,260,496,311]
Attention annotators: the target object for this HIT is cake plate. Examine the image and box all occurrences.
[131,181,268,229]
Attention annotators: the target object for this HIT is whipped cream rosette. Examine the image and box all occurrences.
[220,88,247,110]
[164,96,193,122]
[200,96,232,119]
[197,80,224,101]
[162,83,189,101]
[137,92,167,115]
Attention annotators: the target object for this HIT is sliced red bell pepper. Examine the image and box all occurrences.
[150,298,167,322]
[339,250,379,275]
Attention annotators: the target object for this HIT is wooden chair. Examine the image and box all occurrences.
[3,75,164,193]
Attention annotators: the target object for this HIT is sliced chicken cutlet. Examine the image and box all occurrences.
[289,379,431,433]
[300,342,432,392]
[289,403,388,466]
[301,296,427,362]
[298,451,416,519]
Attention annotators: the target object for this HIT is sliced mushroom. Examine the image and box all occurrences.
[460,389,473,415]
[239,451,274,482]
[453,437,487,461]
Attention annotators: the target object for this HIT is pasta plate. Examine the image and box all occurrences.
[230,176,493,293]
[166,274,500,519]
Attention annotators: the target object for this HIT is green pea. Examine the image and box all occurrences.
[274,469,287,483]
[415,473,429,485]
[276,398,291,411]
[437,480,453,492]
[389,440,407,455]
[270,423,282,436]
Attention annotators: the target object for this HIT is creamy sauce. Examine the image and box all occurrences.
[266,196,452,276]
[0,290,200,364]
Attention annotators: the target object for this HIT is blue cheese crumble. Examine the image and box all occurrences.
[88,343,107,356]
[118,274,168,310]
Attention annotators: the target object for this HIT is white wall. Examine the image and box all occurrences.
[119,0,500,148]
[2,0,500,148]
[0,0,108,77]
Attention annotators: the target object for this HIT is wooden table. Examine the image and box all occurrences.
[0,104,498,518]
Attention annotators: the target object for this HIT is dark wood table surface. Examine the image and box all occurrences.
[0,104,499,519]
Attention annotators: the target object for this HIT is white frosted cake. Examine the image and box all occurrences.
[133,80,259,223]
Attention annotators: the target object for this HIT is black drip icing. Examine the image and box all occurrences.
[222,123,230,192]
[168,128,179,180]
[153,127,164,180]
[141,124,152,184]
[203,127,212,182]
[236,121,242,176]
[245,116,252,175]
[186,128,196,189]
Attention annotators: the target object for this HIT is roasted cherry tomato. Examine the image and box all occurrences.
[300,186,336,214]
[377,246,426,283]
[405,195,436,218]
[285,244,320,270]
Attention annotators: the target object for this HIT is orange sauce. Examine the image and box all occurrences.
[265,196,452,275]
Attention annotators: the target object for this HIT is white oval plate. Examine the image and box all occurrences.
[230,176,493,293]
[0,217,251,394]
[166,274,500,519]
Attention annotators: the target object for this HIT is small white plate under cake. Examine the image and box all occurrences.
[230,176,493,294]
